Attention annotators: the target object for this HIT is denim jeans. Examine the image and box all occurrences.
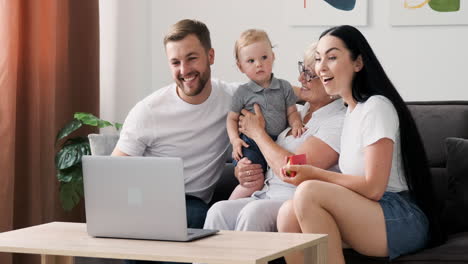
[232,133,277,172]
[124,195,209,264]
[379,191,429,260]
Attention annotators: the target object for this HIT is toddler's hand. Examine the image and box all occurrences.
[291,124,307,138]
[232,138,249,161]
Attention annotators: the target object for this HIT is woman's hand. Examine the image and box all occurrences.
[239,104,266,140]
[279,163,318,186]
[234,157,264,188]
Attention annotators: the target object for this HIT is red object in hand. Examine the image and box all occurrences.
[286,154,307,177]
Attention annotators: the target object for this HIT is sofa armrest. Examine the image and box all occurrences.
[88,133,119,156]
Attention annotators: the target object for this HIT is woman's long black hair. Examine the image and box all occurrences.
[319,25,445,246]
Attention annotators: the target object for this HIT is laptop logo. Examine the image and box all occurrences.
[127,187,143,206]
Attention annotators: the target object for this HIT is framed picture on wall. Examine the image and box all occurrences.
[285,0,368,26]
[390,0,468,26]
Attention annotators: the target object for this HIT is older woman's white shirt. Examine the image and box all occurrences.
[253,99,346,201]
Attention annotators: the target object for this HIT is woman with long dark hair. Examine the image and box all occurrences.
[277,25,445,263]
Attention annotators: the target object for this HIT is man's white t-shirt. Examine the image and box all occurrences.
[339,95,408,192]
[116,79,238,203]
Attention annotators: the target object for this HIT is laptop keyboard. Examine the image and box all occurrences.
[188,228,200,236]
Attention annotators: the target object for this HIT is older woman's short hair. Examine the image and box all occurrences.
[303,42,318,68]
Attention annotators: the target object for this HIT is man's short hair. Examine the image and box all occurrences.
[164,19,212,51]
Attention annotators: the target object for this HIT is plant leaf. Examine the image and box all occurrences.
[60,176,83,211]
[55,138,90,170]
[114,122,123,131]
[76,177,84,197]
[74,112,99,126]
[56,119,82,142]
[74,112,114,128]
[57,165,82,183]
[97,120,113,128]
[57,172,72,183]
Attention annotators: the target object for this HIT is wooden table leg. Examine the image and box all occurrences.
[41,255,74,264]
[303,241,327,264]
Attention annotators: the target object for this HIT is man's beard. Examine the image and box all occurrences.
[176,67,210,97]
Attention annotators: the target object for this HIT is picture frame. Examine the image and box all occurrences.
[285,0,368,26]
[390,0,468,26]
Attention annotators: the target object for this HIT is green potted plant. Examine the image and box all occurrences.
[55,112,122,211]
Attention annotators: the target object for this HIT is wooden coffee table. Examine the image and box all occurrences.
[0,222,327,264]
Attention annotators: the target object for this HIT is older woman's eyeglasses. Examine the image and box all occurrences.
[298,61,319,82]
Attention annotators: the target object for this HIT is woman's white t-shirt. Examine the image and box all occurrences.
[339,95,407,192]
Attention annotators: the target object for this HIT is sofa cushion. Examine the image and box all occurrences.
[407,102,468,168]
[430,167,448,205]
[443,137,468,234]
[344,233,468,264]
[210,163,238,205]
[394,232,468,263]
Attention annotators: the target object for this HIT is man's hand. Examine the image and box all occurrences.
[231,138,249,161]
[234,157,264,188]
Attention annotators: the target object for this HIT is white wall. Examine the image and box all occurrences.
[100,0,468,123]
[99,0,152,124]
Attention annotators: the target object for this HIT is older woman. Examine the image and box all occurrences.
[202,43,346,232]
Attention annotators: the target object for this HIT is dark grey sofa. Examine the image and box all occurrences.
[211,101,468,264]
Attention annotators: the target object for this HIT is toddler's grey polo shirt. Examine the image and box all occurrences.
[231,75,298,136]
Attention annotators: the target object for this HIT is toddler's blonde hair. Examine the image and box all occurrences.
[234,29,273,61]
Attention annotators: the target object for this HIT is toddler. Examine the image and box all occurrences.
[227,29,304,200]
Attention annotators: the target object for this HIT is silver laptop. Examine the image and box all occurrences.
[82,155,218,241]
